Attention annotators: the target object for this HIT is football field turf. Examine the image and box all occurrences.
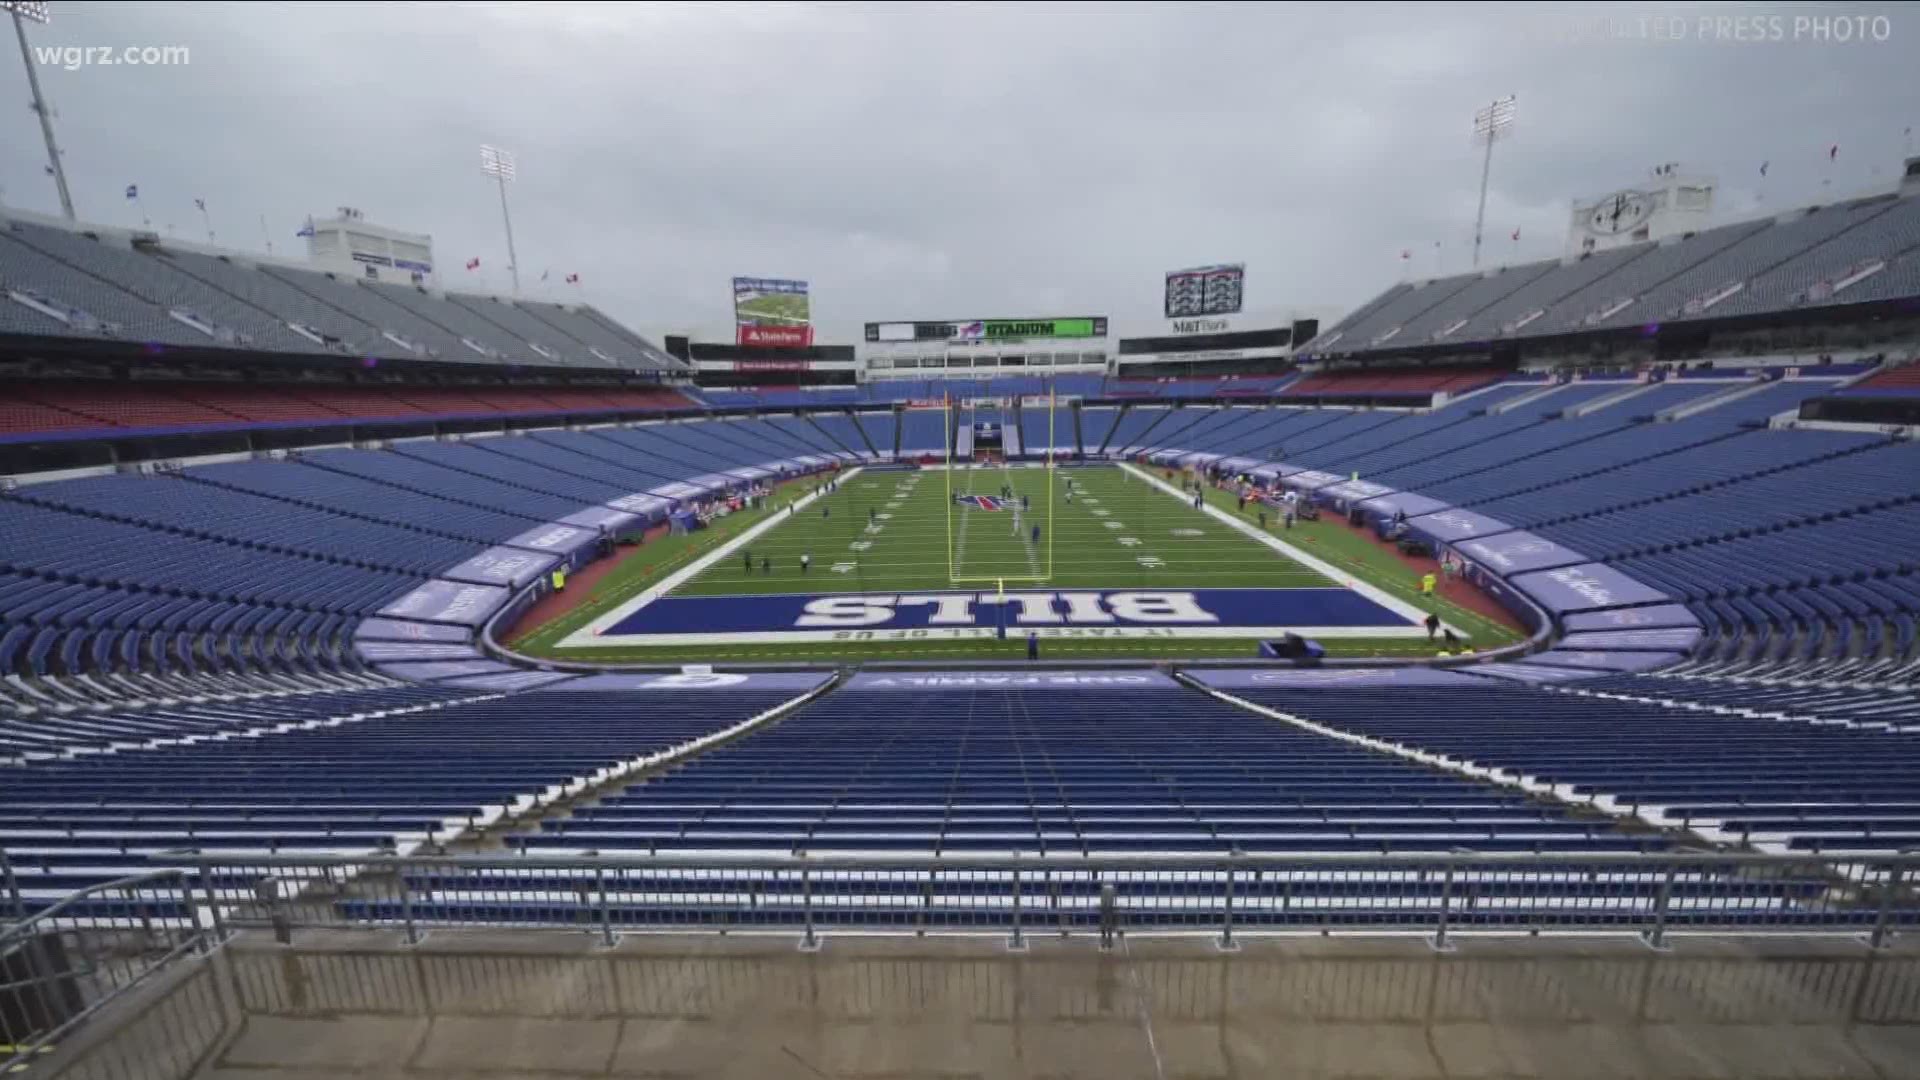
[511,463,1522,665]
[735,292,811,325]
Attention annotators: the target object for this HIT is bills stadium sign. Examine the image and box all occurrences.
[563,587,1425,648]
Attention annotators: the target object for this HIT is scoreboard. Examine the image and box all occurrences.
[1164,264,1245,319]
[865,316,1108,343]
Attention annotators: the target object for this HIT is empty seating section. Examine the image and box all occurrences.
[1720,197,1920,317]
[11,473,471,576]
[302,446,582,522]
[1019,404,1075,453]
[0,496,413,612]
[1533,439,1920,558]
[7,223,317,352]
[1283,366,1504,399]
[0,230,207,347]
[186,459,545,544]
[1310,191,1920,356]
[0,220,680,370]
[391,441,629,506]
[1237,685,1920,856]
[854,413,897,456]
[0,381,698,441]
[2,685,796,914]
[898,411,948,455]
[520,684,1660,858]
[1844,362,1920,396]
[1078,407,1120,452]
[1104,407,1175,452]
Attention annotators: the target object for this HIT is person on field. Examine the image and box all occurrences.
[762,556,771,575]
[1258,510,1267,530]
[1027,631,1040,661]
[744,550,752,574]
[1031,524,1041,545]
[801,553,811,574]
[1421,571,1437,597]
[1425,612,1441,641]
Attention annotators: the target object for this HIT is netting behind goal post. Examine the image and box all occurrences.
[945,389,1055,586]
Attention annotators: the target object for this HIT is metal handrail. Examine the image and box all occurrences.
[142,849,1920,874]
[0,869,185,940]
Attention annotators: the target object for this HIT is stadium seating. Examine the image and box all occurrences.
[2,683,803,916]
[1228,683,1920,856]
[0,218,682,370]
[1306,190,1920,357]
[519,682,1664,858]
[0,381,699,443]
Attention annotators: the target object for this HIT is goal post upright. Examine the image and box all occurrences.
[944,389,954,583]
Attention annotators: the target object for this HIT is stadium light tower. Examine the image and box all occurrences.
[479,144,521,295]
[6,1,76,220]
[1470,95,1516,270]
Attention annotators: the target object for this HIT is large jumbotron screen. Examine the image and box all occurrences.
[733,276,814,347]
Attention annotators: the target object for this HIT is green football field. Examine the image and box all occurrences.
[511,463,1524,665]
[735,291,811,325]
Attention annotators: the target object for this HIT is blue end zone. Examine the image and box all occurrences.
[574,588,1422,648]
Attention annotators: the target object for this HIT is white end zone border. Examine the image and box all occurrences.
[564,467,865,646]
[1120,462,1452,635]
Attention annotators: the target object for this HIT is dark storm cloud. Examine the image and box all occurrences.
[1,2,1911,342]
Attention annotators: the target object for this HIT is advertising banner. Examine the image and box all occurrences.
[504,523,600,567]
[441,545,560,589]
[1453,531,1588,576]
[353,641,485,663]
[1510,563,1673,615]
[437,670,581,691]
[733,276,813,348]
[1524,649,1688,673]
[1192,667,1489,690]
[1558,627,1705,652]
[1561,604,1700,631]
[377,580,511,628]
[1406,507,1516,544]
[560,671,834,693]
[1358,491,1452,519]
[863,318,1109,343]
[843,670,1179,691]
[1461,662,1606,684]
[352,618,473,643]
[560,506,647,534]
[1282,470,1345,492]
[378,659,519,681]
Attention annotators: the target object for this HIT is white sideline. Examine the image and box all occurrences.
[1118,462,1444,632]
[566,468,864,645]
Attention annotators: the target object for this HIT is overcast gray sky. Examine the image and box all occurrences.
[1,1,1913,344]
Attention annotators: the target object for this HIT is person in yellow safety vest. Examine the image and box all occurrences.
[1420,571,1437,596]
[551,567,567,592]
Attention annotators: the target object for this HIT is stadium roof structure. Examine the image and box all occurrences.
[1302,189,1920,362]
[0,210,685,375]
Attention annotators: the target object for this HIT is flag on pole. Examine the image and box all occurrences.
[565,272,580,284]
[194,197,206,211]
[124,184,138,200]
[540,269,550,283]
[465,257,481,271]
[1399,249,1410,261]
[1759,161,1769,177]
[1510,227,1521,241]
[1829,144,1839,162]
[295,217,315,238]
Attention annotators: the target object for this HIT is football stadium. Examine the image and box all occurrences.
[5,4,1920,1077]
